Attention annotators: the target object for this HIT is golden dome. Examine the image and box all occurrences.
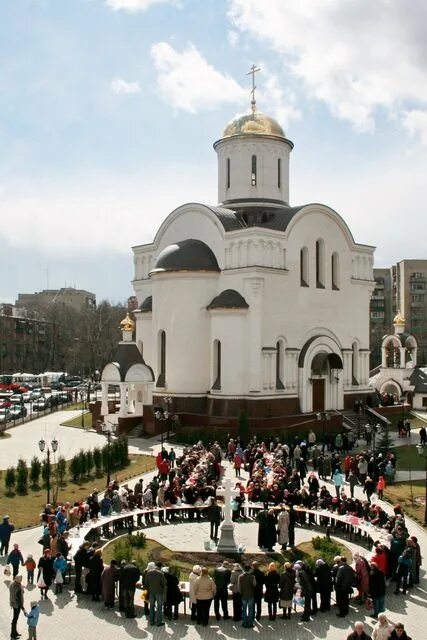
[222,111,285,138]
[393,312,405,326]
[120,313,135,332]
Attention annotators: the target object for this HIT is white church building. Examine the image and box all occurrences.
[131,99,375,426]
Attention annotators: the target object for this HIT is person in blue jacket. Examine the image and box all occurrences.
[53,553,68,594]
[394,548,412,595]
[25,600,40,640]
[7,543,24,578]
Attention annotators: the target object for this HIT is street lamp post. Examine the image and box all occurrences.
[316,411,331,453]
[101,422,117,486]
[38,438,59,505]
[79,390,86,428]
[154,396,172,449]
[416,445,427,526]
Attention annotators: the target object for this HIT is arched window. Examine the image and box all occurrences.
[277,158,281,189]
[352,341,359,385]
[316,239,325,288]
[300,247,309,287]
[332,252,339,290]
[226,158,230,189]
[157,330,166,387]
[212,339,221,390]
[251,155,257,186]
[276,340,285,389]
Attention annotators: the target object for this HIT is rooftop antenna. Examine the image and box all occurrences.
[247,64,261,113]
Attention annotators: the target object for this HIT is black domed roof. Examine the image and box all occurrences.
[207,289,249,310]
[152,239,220,273]
[139,296,152,312]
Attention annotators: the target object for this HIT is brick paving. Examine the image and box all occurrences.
[0,449,425,639]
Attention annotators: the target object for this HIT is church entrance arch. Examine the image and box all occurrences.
[298,335,343,413]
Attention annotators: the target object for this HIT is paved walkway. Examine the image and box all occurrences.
[0,449,426,639]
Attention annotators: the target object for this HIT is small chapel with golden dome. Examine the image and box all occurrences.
[130,86,376,427]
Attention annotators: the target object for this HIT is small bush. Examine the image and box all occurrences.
[16,459,28,494]
[93,447,102,475]
[30,456,41,488]
[5,467,16,495]
[69,455,81,482]
[56,456,67,486]
[311,536,346,568]
[127,532,147,549]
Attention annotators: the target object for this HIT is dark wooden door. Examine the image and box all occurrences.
[312,378,325,412]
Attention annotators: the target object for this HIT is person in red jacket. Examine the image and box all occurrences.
[377,476,386,500]
[371,544,388,576]
[159,458,170,481]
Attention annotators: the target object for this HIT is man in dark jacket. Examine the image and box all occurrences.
[296,561,313,622]
[206,498,222,542]
[9,575,24,640]
[251,561,265,620]
[347,621,372,640]
[369,561,386,618]
[213,561,231,620]
[73,543,90,594]
[121,560,141,618]
[335,556,356,617]
[238,564,256,628]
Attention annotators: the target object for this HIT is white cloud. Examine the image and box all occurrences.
[402,110,427,145]
[227,30,239,48]
[259,72,301,131]
[150,42,246,113]
[228,0,427,133]
[110,78,141,95]
[105,0,179,12]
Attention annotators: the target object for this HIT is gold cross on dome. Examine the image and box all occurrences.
[247,64,261,113]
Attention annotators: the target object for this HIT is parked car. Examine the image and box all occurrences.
[31,389,43,400]
[21,392,32,403]
[0,409,12,424]
[10,394,24,404]
[32,399,49,412]
[0,400,12,409]
[9,405,27,419]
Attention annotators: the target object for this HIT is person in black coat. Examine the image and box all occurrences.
[369,561,386,619]
[279,563,295,619]
[88,549,104,602]
[257,509,268,548]
[206,498,222,542]
[37,549,55,599]
[288,505,296,547]
[264,509,277,552]
[73,542,90,594]
[295,561,313,622]
[264,563,280,620]
[315,559,333,611]
[213,561,231,620]
[164,568,182,620]
[251,561,264,620]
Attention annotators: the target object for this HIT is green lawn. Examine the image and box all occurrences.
[393,445,426,471]
[385,480,426,527]
[0,454,156,529]
[60,411,92,429]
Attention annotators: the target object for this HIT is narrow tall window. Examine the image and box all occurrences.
[316,239,325,288]
[157,330,166,387]
[352,341,359,385]
[332,252,339,290]
[226,158,230,189]
[276,341,285,389]
[277,158,281,189]
[212,340,221,390]
[300,247,309,287]
[251,155,257,186]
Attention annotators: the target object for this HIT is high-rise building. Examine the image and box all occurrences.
[371,260,427,367]
[0,304,50,373]
[16,287,96,311]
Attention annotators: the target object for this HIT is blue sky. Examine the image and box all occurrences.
[1,0,427,303]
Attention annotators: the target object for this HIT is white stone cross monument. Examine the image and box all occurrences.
[216,477,240,553]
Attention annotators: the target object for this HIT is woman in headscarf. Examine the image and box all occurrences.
[372,613,394,640]
[188,564,201,622]
[37,549,54,599]
[279,562,295,619]
[264,562,280,621]
[353,552,370,604]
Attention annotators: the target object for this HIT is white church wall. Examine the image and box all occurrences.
[151,272,218,394]
[209,312,248,395]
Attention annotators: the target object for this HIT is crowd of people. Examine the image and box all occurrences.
[2,430,421,639]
